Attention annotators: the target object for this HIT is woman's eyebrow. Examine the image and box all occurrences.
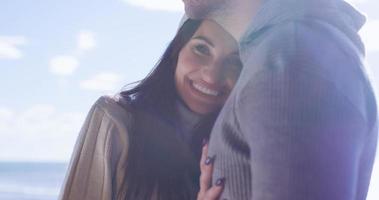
[192,36,215,47]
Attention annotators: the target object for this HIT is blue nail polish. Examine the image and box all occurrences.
[216,178,225,186]
[205,156,214,165]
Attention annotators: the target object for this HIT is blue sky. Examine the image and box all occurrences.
[0,0,378,197]
[0,0,184,162]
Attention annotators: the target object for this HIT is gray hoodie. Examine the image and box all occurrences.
[208,0,377,199]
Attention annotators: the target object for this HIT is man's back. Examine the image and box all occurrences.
[207,0,378,199]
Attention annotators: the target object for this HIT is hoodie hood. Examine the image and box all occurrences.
[240,0,366,54]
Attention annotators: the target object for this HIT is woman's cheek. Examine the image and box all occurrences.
[190,47,209,65]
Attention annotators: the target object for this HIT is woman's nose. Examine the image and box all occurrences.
[200,63,224,84]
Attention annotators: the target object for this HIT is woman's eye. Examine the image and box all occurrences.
[193,44,210,56]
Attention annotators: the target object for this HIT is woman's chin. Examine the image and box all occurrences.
[187,103,218,115]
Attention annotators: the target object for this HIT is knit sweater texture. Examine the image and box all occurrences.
[207,0,378,199]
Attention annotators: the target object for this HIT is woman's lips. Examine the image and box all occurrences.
[192,82,219,96]
[187,77,225,102]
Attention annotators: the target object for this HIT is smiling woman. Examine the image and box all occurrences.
[175,20,241,114]
[1,0,378,200]
[59,19,242,200]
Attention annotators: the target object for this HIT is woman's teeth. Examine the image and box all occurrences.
[192,82,219,96]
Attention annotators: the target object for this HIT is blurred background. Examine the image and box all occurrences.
[0,0,377,199]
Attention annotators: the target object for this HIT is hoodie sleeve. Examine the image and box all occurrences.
[58,96,131,200]
[236,68,376,200]
[235,21,377,200]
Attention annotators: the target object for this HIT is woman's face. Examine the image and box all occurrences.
[175,20,242,115]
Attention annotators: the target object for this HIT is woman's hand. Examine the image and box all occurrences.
[197,141,225,200]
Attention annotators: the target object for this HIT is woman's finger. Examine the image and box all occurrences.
[198,140,214,199]
[200,154,214,190]
[197,141,226,200]
[200,140,209,171]
[203,178,225,200]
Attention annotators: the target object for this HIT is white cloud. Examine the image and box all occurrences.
[0,107,15,133]
[78,30,96,51]
[48,31,96,76]
[49,55,79,76]
[123,0,183,12]
[80,72,122,92]
[0,36,27,60]
[0,105,86,162]
[360,20,379,52]
[0,107,14,120]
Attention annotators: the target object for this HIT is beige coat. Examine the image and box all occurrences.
[59,96,132,200]
[59,95,200,200]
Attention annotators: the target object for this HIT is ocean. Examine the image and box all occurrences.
[0,162,67,200]
[0,161,377,200]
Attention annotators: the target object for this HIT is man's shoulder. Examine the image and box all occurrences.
[243,20,366,84]
[239,20,376,127]
[249,20,357,57]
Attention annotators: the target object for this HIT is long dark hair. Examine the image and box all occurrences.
[121,19,199,117]
[119,19,219,200]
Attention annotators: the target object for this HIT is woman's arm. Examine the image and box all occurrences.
[59,96,131,200]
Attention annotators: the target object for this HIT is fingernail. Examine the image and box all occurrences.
[205,156,214,165]
[216,178,225,186]
[202,138,208,146]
